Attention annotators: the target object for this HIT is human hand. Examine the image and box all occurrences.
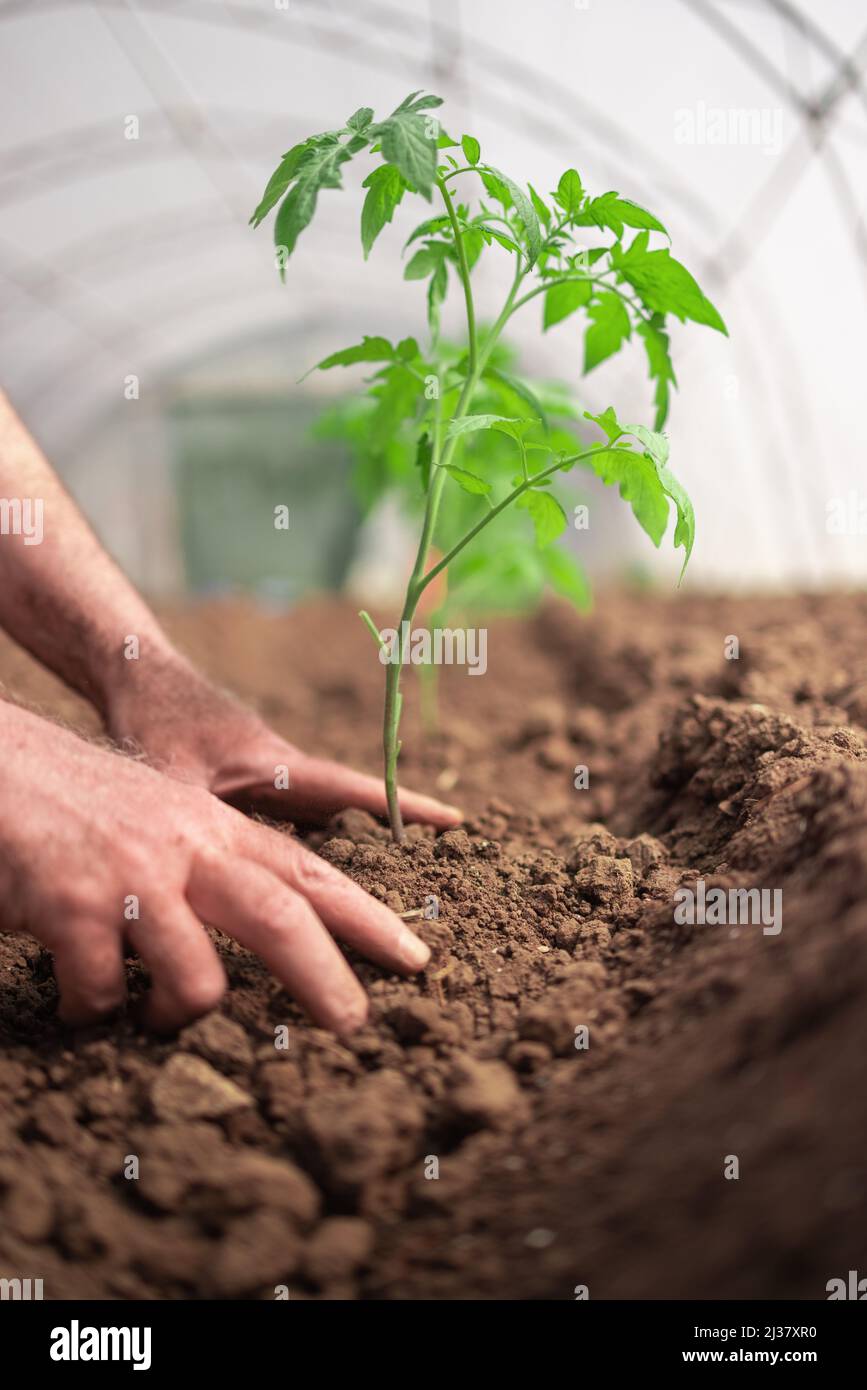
[106,652,462,828]
[0,701,431,1033]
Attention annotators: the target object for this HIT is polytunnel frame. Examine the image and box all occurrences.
[0,0,862,378]
[0,0,864,583]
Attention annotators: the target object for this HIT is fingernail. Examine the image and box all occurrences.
[399,928,431,970]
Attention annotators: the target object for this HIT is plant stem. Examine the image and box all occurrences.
[382,382,467,841]
[380,200,528,841]
[382,658,405,839]
[439,177,477,373]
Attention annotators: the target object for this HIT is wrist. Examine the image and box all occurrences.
[43,604,181,723]
[103,645,261,790]
[102,638,197,737]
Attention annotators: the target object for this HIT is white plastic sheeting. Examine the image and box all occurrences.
[0,0,865,590]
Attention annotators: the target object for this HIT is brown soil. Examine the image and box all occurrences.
[1,590,867,1300]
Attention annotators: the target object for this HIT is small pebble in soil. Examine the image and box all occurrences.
[303,1217,374,1285]
[178,1014,254,1072]
[447,1055,528,1130]
[151,1054,253,1121]
[524,1228,556,1249]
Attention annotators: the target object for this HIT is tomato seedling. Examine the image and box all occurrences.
[252,91,726,842]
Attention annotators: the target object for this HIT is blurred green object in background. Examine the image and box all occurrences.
[168,395,360,602]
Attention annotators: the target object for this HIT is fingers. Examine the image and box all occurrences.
[274,753,463,829]
[188,853,367,1035]
[231,818,430,975]
[126,902,227,1033]
[51,924,126,1025]
[395,780,463,828]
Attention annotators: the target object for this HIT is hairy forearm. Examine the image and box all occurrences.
[0,389,180,716]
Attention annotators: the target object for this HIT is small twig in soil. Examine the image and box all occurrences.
[428,959,457,982]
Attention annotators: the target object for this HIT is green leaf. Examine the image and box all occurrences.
[403,215,451,250]
[270,136,354,269]
[393,90,444,114]
[370,95,443,199]
[396,336,419,361]
[583,407,696,577]
[273,182,314,271]
[360,164,406,259]
[344,133,371,156]
[480,170,511,206]
[449,541,545,614]
[482,366,549,432]
[624,421,668,465]
[615,243,727,333]
[289,136,352,189]
[636,314,676,429]
[584,291,631,371]
[517,489,568,547]
[491,417,539,443]
[346,107,374,134]
[462,226,485,270]
[543,278,592,329]
[587,445,670,547]
[405,242,448,280]
[477,222,520,254]
[657,460,695,579]
[443,465,491,496]
[461,134,481,166]
[543,547,591,610]
[528,183,551,227]
[371,364,422,444]
[488,167,543,266]
[576,191,668,239]
[622,421,695,578]
[583,406,623,443]
[577,246,610,268]
[613,197,668,236]
[445,414,527,440]
[554,168,583,216]
[306,335,396,376]
[249,143,308,227]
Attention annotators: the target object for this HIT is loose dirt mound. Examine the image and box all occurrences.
[1,592,866,1298]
